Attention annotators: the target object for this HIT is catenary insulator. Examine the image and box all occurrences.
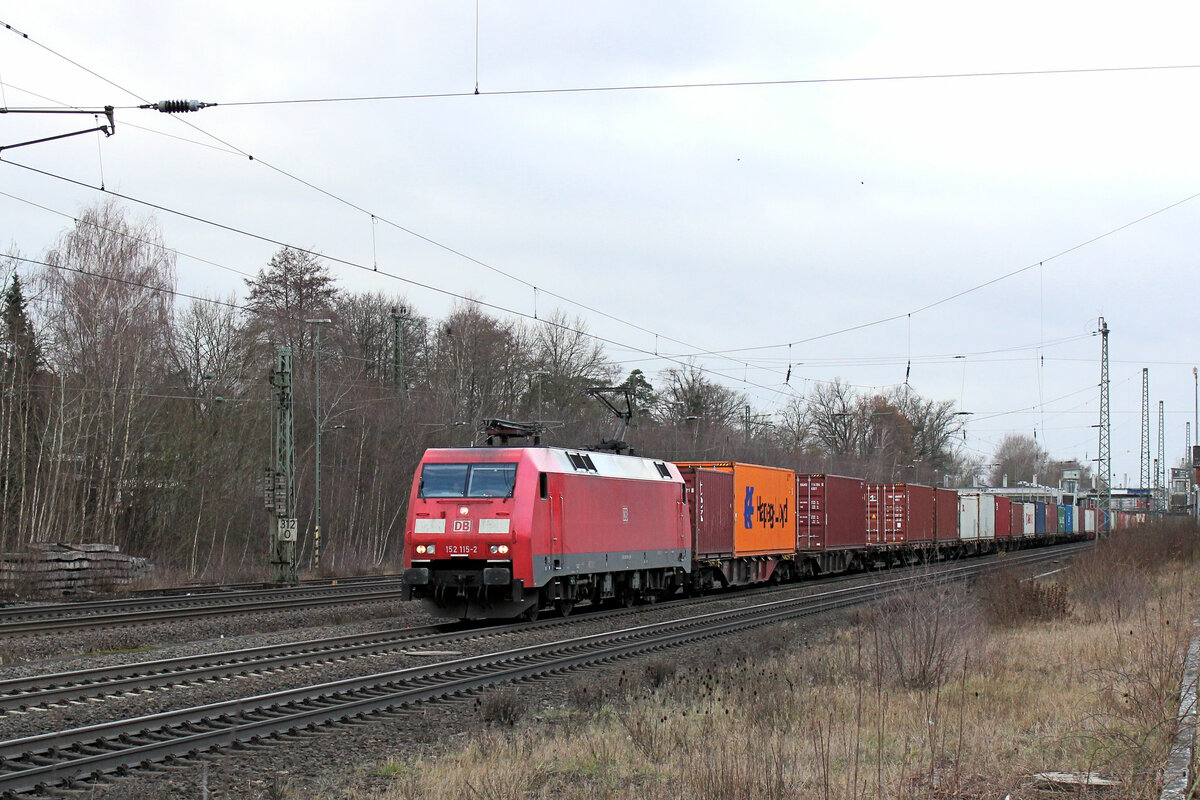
[154,99,202,113]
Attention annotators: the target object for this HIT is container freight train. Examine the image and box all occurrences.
[401,447,1102,620]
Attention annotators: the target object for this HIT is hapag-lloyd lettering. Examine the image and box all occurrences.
[743,486,789,530]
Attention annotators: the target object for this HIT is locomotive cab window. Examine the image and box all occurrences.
[539,472,548,500]
[468,464,518,497]
[419,463,517,498]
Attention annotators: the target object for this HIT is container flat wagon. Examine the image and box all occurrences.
[676,461,795,586]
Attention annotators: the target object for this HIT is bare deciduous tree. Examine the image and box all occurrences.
[989,434,1049,486]
[805,378,861,458]
[37,199,177,544]
[244,247,339,357]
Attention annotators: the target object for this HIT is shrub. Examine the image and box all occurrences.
[479,686,526,726]
[979,573,1071,627]
[566,676,609,715]
[870,579,979,690]
[643,656,677,689]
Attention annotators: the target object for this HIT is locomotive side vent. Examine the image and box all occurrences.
[567,452,598,472]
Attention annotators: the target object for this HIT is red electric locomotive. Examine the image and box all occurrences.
[402,445,691,620]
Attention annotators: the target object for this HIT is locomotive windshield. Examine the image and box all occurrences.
[418,463,517,498]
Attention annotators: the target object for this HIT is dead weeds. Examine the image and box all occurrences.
[366,523,1200,800]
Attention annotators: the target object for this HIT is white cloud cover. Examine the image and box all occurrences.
[3,1,1199,484]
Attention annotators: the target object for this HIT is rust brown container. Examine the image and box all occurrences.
[1010,501,1024,537]
[678,467,735,557]
[795,474,866,551]
[934,487,959,542]
[994,496,1013,537]
[866,483,936,544]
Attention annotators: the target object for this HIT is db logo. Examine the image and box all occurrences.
[452,519,472,533]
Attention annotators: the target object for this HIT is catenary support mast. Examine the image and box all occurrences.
[268,348,297,585]
[1159,400,1167,513]
[1141,368,1151,504]
[1097,318,1110,534]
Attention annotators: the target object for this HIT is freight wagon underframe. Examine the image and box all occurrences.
[686,533,1080,592]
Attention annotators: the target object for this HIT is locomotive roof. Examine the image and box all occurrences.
[420,446,683,483]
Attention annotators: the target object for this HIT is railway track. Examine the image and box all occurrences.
[0,544,1083,714]
[0,544,1082,798]
[126,573,404,598]
[0,579,408,637]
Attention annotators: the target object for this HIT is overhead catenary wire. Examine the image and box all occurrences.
[0,23,782,384]
[0,24,780,389]
[4,20,1193,397]
[0,164,812,407]
[0,188,259,281]
[676,187,1200,360]
[1,175,1126,450]
[80,62,1200,109]
[0,19,1169,456]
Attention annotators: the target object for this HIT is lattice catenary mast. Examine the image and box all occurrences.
[1158,400,1166,512]
[1097,318,1110,534]
[1141,368,1151,502]
[267,348,298,585]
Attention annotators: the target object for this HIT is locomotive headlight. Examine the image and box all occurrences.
[459,506,469,516]
[489,544,510,555]
[497,544,509,555]
[416,544,435,555]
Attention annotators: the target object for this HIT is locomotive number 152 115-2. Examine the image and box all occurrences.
[444,543,478,555]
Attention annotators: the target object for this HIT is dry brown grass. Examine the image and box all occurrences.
[357,523,1200,800]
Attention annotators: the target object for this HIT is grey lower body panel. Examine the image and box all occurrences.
[532,548,690,587]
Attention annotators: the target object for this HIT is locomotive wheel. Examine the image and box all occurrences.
[555,599,575,617]
[523,591,543,621]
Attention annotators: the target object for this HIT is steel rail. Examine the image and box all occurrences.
[0,624,458,712]
[0,544,1078,711]
[0,545,1078,798]
[1,580,406,623]
[127,573,405,598]
[0,585,408,637]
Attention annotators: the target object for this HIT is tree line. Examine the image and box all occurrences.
[0,200,1054,580]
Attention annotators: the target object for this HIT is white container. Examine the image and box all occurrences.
[1021,503,1036,537]
[978,495,996,540]
[958,494,980,540]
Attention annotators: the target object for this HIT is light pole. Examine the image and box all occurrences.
[307,318,332,570]
[684,415,702,457]
[529,372,548,421]
[391,305,409,397]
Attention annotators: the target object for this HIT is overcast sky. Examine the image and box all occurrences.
[3,1,1199,486]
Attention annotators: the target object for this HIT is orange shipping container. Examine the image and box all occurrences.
[674,461,795,556]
